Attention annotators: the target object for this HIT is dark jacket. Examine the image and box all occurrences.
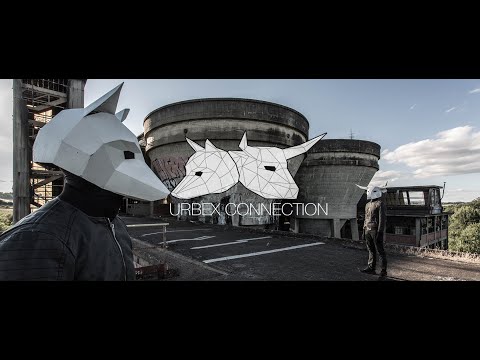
[363,198,386,232]
[0,198,135,280]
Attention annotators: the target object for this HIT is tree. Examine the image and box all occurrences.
[449,223,480,254]
[448,200,480,254]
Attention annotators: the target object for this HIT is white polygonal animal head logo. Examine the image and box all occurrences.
[32,83,170,202]
[170,138,239,199]
[229,132,326,199]
[356,184,387,200]
[171,132,326,199]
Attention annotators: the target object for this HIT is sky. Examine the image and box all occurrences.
[1,79,479,202]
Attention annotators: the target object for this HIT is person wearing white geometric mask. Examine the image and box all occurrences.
[0,83,170,280]
[355,184,388,277]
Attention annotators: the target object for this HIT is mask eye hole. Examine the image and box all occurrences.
[195,171,203,176]
[264,166,276,171]
[124,151,135,159]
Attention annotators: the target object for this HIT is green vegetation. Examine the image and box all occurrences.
[446,198,480,254]
[0,209,13,233]
[0,192,13,200]
[0,199,13,207]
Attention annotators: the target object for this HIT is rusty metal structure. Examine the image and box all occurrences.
[12,79,86,223]
[357,185,449,249]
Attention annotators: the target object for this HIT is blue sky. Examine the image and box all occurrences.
[1,79,479,202]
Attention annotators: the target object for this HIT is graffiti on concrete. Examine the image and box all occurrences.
[152,156,189,191]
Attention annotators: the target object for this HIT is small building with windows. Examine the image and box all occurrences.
[357,185,449,249]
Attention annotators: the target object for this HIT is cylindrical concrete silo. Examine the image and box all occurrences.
[144,98,310,226]
[292,139,380,239]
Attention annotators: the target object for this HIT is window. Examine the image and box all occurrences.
[408,191,426,206]
[398,191,408,205]
[395,226,409,235]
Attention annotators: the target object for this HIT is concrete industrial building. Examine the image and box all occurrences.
[293,139,380,239]
[12,79,86,223]
[142,98,380,239]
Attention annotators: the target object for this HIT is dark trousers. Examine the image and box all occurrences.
[365,229,387,271]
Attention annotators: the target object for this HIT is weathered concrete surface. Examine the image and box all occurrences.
[144,98,310,140]
[132,238,228,281]
[67,79,86,109]
[124,217,480,281]
[293,139,380,237]
[123,215,227,280]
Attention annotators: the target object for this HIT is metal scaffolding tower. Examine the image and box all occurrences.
[12,79,86,224]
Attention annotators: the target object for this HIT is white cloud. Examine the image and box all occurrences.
[369,170,403,187]
[409,104,416,110]
[469,88,480,94]
[445,107,456,113]
[443,189,479,203]
[382,126,480,178]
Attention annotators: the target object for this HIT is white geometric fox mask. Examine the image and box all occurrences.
[356,184,387,200]
[170,138,239,199]
[171,132,326,199]
[32,83,170,201]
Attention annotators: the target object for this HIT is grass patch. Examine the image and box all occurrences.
[0,208,13,233]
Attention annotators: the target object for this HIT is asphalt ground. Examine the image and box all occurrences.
[122,216,480,281]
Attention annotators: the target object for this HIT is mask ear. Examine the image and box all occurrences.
[84,82,123,116]
[239,132,248,150]
[283,132,327,160]
[356,184,368,190]
[115,108,130,122]
[186,138,204,152]
[205,139,217,152]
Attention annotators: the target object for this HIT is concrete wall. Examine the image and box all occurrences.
[144,98,310,227]
[293,139,380,238]
[126,202,151,217]
[67,79,86,109]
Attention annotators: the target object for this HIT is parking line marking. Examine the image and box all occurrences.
[191,236,272,250]
[165,235,216,244]
[203,242,325,263]
[141,229,212,237]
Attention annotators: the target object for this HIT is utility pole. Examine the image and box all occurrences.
[12,79,30,223]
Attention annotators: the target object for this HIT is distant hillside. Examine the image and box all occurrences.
[0,192,13,200]
[0,199,13,207]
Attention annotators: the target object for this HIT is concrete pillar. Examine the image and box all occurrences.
[425,216,430,247]
[67,79,86,109]
[293,218,299,233]
[332,219,342,238]
[350,218,359,240]
[232,213,240,227]
[150,201,154,217]
[12,79,30,224]
[415,218,421,247]
[446,216,449,250]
